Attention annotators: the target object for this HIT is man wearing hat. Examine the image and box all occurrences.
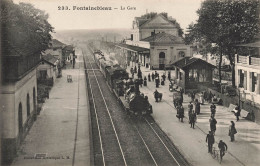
[206,131,215,153]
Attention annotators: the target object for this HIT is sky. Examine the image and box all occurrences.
[13,0,202,32]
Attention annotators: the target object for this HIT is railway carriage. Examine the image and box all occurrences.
[100,60,113,77]
[105,65,129,88]
[94,53,104,66]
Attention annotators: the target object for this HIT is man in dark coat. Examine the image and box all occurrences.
[179,105,184,122]
[161,78,165,85]
[162,74,166,81]
[155,76,160,88]
[148,73,151,82]
[143,76,147,86]
[206,131,215,153]
[210,103,216,117]
[155,71,158,77]
[210,116,217,135]
[234,103,241,121]
[154,89,159,102]
[137,69,142,79]
[189,110,196,129]
[188,102,193,112]
[218,140,228,160]
[152,72,155,82]
[195,99,201,115]
[139,78,143,87]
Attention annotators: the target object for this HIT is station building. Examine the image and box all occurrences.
[37,54,60,83]
[235,37,260,105]
[1,47,40,162]
[116,13,192,70]
[171,57,215,92]
[43,39,75,67]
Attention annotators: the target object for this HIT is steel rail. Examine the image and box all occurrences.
[88,47,160,166]
[144,118,181,166]
[84,53,106,166]
[134,124,158,166]
[86,50,128,166]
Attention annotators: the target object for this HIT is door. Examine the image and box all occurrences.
[159,52,165,70]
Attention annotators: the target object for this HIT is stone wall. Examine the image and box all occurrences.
[1,69,37,162]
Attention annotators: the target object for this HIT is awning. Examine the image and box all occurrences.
[116,43,149,54]
[171,57,216,70]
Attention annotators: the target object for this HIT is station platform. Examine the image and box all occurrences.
[127,65,260,166]
[10,50,90,166]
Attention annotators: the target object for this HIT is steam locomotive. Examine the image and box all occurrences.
[91,48,153,116]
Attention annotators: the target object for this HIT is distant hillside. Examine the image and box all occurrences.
[52,28,131,44]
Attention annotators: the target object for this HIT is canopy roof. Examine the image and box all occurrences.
[116,43,149,53]
[171,57,215,70]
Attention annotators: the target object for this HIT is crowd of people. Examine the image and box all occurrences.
[129,65,242,161]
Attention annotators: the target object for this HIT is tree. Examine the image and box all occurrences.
[184,0,259,85]
[1,0,53,56]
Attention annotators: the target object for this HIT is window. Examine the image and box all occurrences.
[179,51,185,58]
[193,69,198,82]
[239,70,244,88]
[40,70,47,80]
[189,69,194,81]
[199,69,207,82]
[252,72,257,92]
[159,52,165,64]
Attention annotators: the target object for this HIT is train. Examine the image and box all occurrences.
[91,48,153,116]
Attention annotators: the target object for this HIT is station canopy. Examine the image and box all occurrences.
[171,57,215,70]
[116,43,150,54]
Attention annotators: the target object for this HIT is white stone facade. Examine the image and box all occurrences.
[235,54,260,104]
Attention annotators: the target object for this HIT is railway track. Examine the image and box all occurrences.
[82,44,190,166]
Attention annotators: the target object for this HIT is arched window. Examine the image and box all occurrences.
[33,87,36,112]
[27,94,30,117]
[159,52,165,58]
[18,103,23,134]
